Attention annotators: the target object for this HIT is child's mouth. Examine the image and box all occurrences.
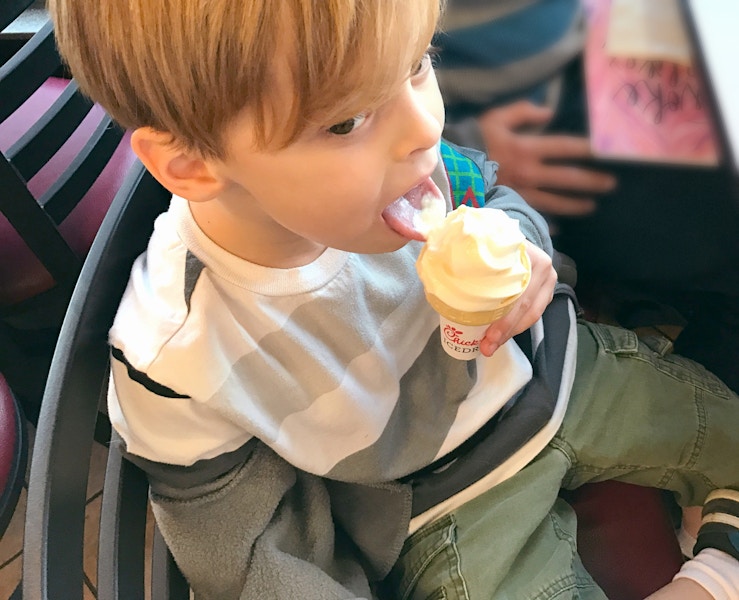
[382,177,445,241]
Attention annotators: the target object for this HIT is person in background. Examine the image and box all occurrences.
[434,0,739,394]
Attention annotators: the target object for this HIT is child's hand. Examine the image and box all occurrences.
[480,242,556,356]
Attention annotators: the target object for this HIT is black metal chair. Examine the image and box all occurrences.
[23,160,189,600]
[0,369,27,536]
[0,6,137,422]
[0,367,27,600]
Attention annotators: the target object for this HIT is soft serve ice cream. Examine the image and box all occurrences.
[416,204,531,359]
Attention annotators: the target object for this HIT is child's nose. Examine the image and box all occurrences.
[391,83,443,160]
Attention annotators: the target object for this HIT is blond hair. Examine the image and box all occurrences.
[50,0,442,158]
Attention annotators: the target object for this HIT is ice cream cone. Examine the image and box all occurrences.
[415,205,532,360]
[424,291,517,326]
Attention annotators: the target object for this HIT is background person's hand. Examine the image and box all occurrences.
[478,100,617,216]
[480,242,556,356]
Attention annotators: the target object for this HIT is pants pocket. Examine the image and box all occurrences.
[386,514,469,600]
[584,321,639,356]
[583,320,729,396]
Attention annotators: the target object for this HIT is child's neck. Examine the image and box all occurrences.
[188,198,326,269]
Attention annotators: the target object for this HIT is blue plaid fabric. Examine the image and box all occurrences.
[440,141,485,209]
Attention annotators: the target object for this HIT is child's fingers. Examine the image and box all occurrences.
[480,244,556,356]
[480,286,551,356]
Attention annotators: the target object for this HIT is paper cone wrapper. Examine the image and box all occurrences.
[424,292,517,326]
[425,293,519,360]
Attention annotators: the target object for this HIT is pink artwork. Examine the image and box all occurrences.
[584,0,720,165]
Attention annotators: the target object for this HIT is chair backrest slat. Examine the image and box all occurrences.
[151,526,190,600]
[39,115,125,223]
[98,443,149,600]
[0,21,61,122]
[6,80,95,181]
[0,7,139,446]
[0,153,81,282]
[0,0,35,32]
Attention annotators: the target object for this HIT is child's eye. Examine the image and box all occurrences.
[327,113,368,136]
[410,52,433,77]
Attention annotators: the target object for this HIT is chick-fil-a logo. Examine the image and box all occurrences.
[443,324,482,347]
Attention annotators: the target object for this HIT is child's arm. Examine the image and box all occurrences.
[645,577,714,599]
[649,491,739,600]
[483,182,554,258]
[480,176,558,357]
[647,548,739,599]
[109,303,377,598]
[664,489,739,599]
[109,402,373,598]
[139,440,374,599]
[447,141,559,356]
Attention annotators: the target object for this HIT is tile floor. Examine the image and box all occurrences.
[0,426,131,600]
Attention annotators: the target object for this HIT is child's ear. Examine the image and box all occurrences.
[130,128,225,202]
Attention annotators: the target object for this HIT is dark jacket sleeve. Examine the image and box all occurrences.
[485,183,554,258]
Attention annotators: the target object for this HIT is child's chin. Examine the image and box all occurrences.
[354,233,412,255]
[384,232,417,253]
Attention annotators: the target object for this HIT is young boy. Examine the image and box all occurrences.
[50,0,739,598]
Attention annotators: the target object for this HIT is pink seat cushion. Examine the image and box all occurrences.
[0,373,18,496]
[0,77,137,306]
[567,481,685,600]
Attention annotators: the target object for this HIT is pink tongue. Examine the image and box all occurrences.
[383,177,443,241]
